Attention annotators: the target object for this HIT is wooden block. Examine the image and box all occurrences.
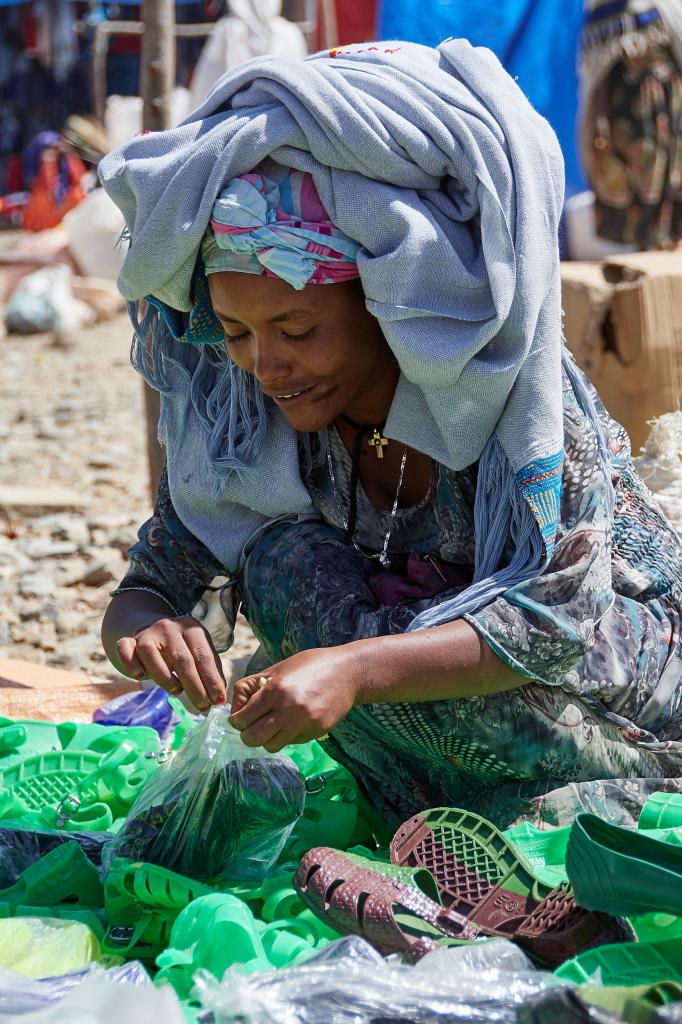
[0,658,140,723]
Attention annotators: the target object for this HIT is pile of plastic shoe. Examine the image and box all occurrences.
[5,684,682,1023]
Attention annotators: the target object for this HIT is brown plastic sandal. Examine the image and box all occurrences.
[390,808,633,967]
[294,847,480,960]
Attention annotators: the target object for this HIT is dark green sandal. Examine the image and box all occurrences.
[556,938,682,987]
[566,813,682,918]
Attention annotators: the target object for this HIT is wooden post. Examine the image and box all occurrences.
[140,0,175,500]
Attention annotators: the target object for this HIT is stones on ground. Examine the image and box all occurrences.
[79,558,117,588]
[18,572,55,598]
[0,307,260,679]
[21,538,78,560]
[27,514,89,546]
[56,609,85,636]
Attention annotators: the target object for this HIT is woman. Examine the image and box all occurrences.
[100,41,682,830]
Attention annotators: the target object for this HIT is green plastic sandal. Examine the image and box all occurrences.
[102,914,170,961]
[0,841,102,912]
[556,938,682,986]
[104,857,213,924]
[631,912,682,944]
[0,719,161,766]
[566,813,682,918]
[221,876,342,944]
[103,857,214,960]
[391,806,633,967]
[0,742,162,833]
[579,981,682,1021]
[640,794,682,832]
[290,765,377,851]
[155,894,273,997]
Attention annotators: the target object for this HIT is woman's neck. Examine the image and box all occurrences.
[338,358,400,427]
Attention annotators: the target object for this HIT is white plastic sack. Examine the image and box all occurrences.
[64,190,126,281]
[634,411,682,534]
[0,962,149,1018]
[4,265,94,337]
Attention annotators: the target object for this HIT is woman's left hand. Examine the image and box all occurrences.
[228,647,362,751]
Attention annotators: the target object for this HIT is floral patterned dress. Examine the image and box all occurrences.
[114,369,682,830]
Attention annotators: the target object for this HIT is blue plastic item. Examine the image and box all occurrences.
[93,688,173,737]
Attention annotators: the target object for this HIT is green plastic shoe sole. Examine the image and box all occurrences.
[0,751,107,827]
[391,806,552,911]
[502,822,571,889]
[556,938,682,986]
[0,741,162,832]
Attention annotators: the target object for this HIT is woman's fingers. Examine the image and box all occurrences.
[229,683,274,730]
[161,637,210,712]
[184,625,226,705]
[230,675,265,715]
[239,712,283,750]
[130,616,227,712]
[134,635,179,691]
[115,636,147,680]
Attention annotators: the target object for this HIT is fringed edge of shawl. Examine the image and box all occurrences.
[127,298,319,497]
[407,347,611,630]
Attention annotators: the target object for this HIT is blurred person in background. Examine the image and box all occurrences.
[189,0,307,110]
[579,0,682,250]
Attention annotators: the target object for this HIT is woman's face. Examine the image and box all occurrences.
[208,272,398,432]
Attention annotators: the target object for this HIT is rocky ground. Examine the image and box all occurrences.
[0,290,258,684]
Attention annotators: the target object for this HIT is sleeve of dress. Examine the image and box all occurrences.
[111,464,226,617]
[465,378,617,686]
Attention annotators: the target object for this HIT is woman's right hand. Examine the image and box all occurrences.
[102,592,226,712]
[116,614,226,712]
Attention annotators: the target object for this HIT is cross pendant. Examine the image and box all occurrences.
[368,430,389,460]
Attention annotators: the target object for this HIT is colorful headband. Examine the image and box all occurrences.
[201,164,361,290]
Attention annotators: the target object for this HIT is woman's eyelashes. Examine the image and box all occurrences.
[222,327,318,344]
[284,327,317,342]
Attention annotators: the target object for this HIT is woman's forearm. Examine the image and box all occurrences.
[348,619,525,703]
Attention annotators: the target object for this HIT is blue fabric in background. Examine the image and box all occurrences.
[378,0,586,197]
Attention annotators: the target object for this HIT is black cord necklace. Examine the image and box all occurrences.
[331,415,406,564]
[338,413,390,460]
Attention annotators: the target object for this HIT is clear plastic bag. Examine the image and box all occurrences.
[104,707,305,882]
[0,969,184,1023]
[0,962,149,1017]
[195,937,568,1024]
